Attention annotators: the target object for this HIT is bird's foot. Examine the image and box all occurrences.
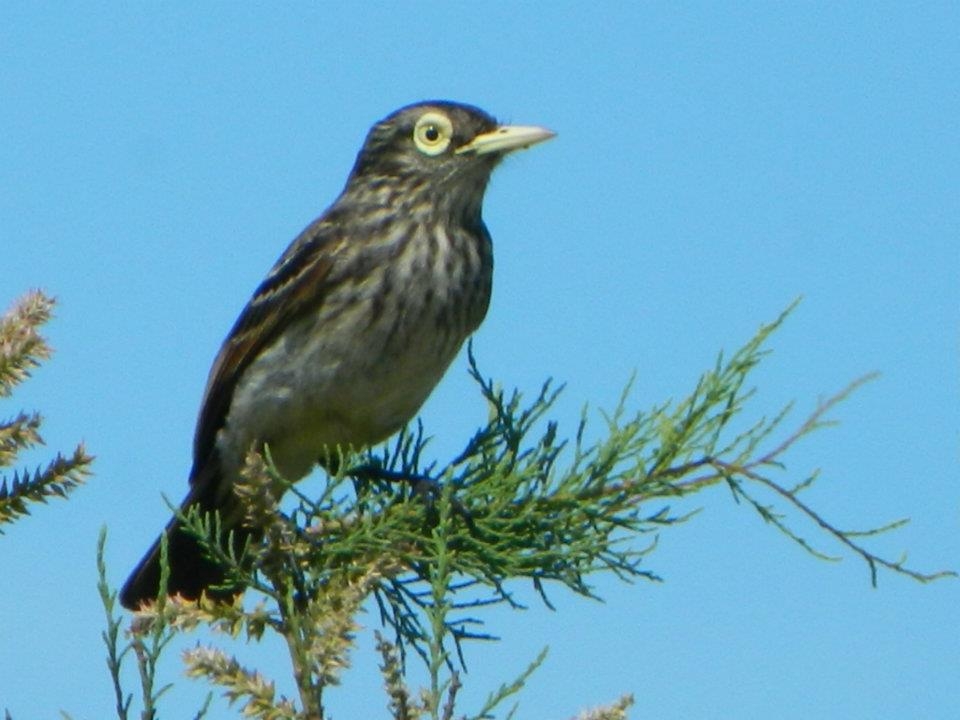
[346,464,472,526]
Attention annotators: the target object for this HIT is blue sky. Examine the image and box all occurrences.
[2,3,958,718]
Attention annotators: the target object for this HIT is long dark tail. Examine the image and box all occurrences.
[119,465,253,610]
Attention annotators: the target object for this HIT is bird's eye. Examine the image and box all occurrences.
[413,112,453,156]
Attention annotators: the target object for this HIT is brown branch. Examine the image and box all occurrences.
[644,374,956,585]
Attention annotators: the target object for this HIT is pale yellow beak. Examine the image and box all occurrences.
[456,124,556,156]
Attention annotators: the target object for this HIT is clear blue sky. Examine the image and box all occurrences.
[2,3,957,718]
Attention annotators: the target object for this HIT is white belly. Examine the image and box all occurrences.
[215,224,487,483]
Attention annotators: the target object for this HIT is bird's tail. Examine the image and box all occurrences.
[118,465,254,610]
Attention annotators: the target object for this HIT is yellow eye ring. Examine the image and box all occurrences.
[413,112,453,156]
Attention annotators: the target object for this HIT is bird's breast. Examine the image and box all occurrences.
[217,220,492,484]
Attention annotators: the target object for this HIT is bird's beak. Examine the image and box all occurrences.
[456,124,556,156]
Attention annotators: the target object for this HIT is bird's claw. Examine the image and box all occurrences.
[346,464,473,527]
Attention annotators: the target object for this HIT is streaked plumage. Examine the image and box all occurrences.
[120,101,554,609]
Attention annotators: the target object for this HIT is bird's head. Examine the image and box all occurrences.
[343,101,554,221]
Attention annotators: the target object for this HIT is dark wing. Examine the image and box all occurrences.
[189,217,344,480]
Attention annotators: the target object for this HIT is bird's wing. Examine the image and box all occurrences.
[190,218,344,480]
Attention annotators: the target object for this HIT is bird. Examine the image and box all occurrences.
[119,101,554,609]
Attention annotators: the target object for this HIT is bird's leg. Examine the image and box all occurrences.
[344,463,473,527]
[346,463,439,499]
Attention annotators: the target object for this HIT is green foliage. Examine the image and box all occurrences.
[0,290,92,529]
[0,290,93,720]
[8,285,943,719]
[96,302,953,720]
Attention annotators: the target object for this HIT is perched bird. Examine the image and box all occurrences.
[119,101,554,609]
